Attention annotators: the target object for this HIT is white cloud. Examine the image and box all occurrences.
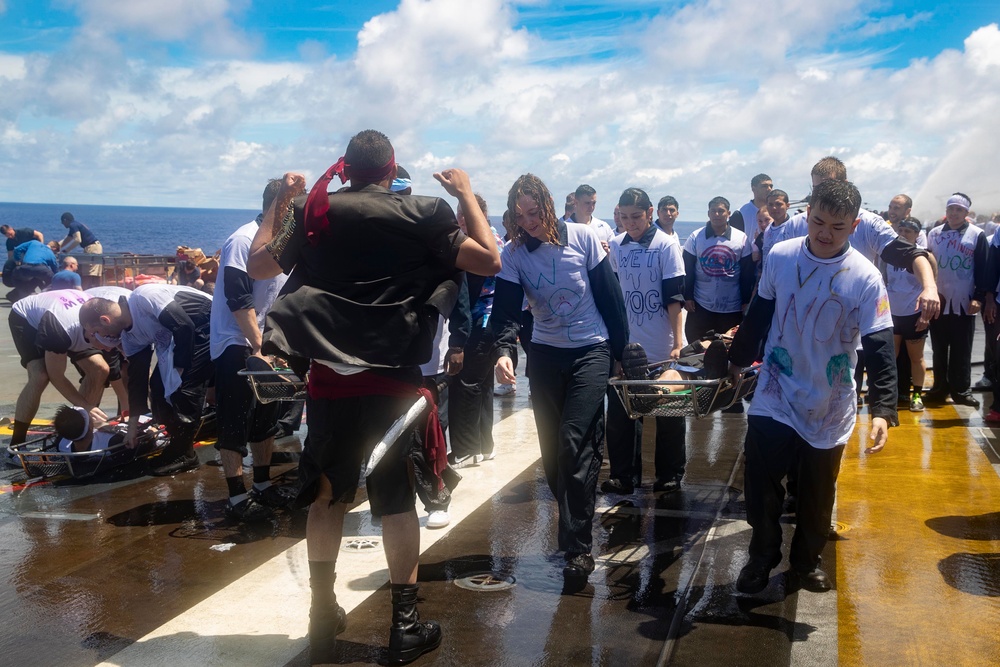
[857,12,934,39]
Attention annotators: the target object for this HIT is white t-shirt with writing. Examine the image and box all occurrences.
[610,228,685,362]
[786,209,897,265]
[497,223,608,349]
[683,224,752,313]
[927,223,984,316]
[748,238,893,448]
[12,289,93,353]
[571,216,615,244]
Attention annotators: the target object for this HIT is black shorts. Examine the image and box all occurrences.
[892,312,928,341]
[297,391,418,517]
[9,312,42,368]
[214,345,280,455]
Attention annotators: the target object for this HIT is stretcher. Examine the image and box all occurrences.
[238,366,306,404]
[5,422,167,479]
[608,362,760,420]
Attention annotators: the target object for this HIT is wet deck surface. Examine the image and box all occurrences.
[2,300,1000,666]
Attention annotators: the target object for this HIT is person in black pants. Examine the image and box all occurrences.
[492,173,628,583]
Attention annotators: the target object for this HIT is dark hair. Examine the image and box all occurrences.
[708,196,730,211]
[79,298,118,330]
[952,192,972,206]
[396,165,411,180]
[344,129,394,183]
[657,196,678,210]
[811,156,848,181]
[507,174,559,247]
[574,184,597,199]
[619,188,652,210]
[810,179,862,221]
[894,194,913,209]
[54,405,86,441]
[0,225,10,235]
[61,212,74,223]
[262,178,282,215]
[767,189,789,204]
[751,173,772,187]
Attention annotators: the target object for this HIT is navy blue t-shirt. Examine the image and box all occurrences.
[68,220,98,246]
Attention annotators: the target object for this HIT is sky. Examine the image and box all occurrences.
[1,0,999,222]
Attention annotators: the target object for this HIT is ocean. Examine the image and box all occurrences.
[0,201,706,255]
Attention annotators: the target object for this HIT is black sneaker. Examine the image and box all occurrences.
[148,450,200,476]
[563,552,595,578]
[621,343,650,380]
[921,388,948,405]
[600,478,635,494]
[951,392,980,408]
[702,339,729,379]
[250,484,296,508]
[653,477,681,493]
[225,497,274,522]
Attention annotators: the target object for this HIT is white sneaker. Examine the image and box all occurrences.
[495,383,516,396]
[449,454,477,469]
[477,451,496,462]
[426,510,450,529]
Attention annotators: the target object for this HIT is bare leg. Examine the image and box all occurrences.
[306,475,348,561]
[382,509,420,585]
[75,355,110,407]
[220,449,244,479]
[906,338,927,388]
[15,359,48,424]
[249,436,274,467]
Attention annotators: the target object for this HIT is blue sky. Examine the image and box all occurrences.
[1,1,999,219]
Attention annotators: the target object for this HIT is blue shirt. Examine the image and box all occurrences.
[13,240,58,271]
[67,220,99,246]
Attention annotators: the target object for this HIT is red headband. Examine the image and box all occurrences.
[303,151,395,246]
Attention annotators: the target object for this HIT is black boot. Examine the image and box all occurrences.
[309,572,347,665]
[387,583,441,665]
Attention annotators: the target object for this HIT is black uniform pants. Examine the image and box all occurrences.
[529,341,609,555]
[606,391,685,486]
[743,415,844,572]
[929,313,975,396]
[449,327,495,459]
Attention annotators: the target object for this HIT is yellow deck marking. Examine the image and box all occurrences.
[838,406,1000,664]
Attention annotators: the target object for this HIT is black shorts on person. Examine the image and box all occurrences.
[892,312,928,341]
[214,345,281,456]
[297,384,419,518]
[10,312,100,368]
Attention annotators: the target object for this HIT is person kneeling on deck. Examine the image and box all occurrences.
[79,284,214,476]
[245,130,501,665]
[6,289,131,447]
[210,179,294,522]
[727,179,898,595]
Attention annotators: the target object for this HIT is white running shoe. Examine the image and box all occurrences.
[477,451,496,462]
[495,383,516,396]
[426,510,450,529]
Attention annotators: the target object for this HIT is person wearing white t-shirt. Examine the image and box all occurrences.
[729,173,773,234]
[570,184,616,253]
[493,174,628,583]
[605,188,687,495]
[727,179,897,595]
[210,180,295,522]
[682,196,755,343]
[924,193,988,407]
[887,219,932,412]
[757,189,796,274]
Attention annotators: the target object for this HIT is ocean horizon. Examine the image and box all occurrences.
[0,201,706,256]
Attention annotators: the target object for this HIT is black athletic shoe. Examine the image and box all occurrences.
[951,392,980,408]
[148,450,199,476]
[250,484,296,508]
[737,558,779,595]
[621,343,650,380]
[702,339,729,379]
[653,477,681,493]
[225,497,273,522]
[563,552,596,578]
[921,388,948,405]
[600,478,635,494]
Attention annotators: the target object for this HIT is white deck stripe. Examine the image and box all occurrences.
[98,401,540,667]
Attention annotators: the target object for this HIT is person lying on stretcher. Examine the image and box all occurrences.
[53,405,153,453]
[620,328,737,390]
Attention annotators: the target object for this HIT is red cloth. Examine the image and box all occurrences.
[307,362,448,486]
[303,152,395,246]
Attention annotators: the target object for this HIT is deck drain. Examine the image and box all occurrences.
[454,572,516,592]
[342,537,382,553]
[831,521,851,536]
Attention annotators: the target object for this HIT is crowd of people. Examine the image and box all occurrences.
[5,127,1000,665]
[2,212,103,302]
